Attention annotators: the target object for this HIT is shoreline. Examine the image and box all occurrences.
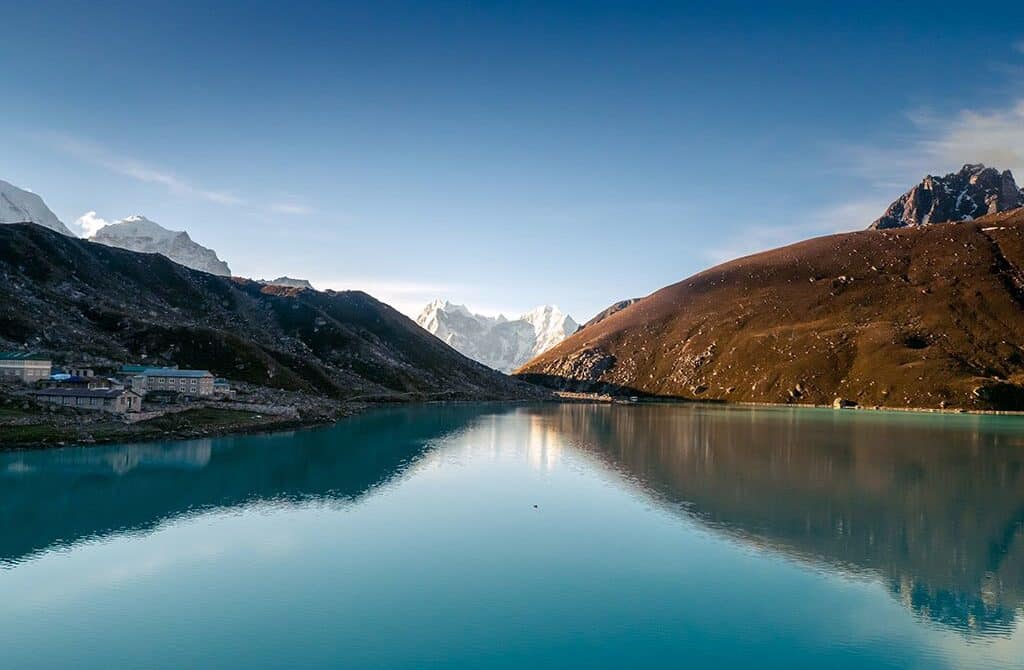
[0,403,366,453]
[552,391,1024,416]
[6,392,1023,453]
[0,396,553,453]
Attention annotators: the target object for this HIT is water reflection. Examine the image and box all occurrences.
[538,403,1024,637]
[0,405,486,567]
[3,402,1023,640]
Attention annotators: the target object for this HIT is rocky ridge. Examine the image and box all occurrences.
[870,163,1024,229]
[258,277,314,290]
[91,215,232,276]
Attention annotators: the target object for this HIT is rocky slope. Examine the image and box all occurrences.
[0,223,539,401]
[416,300,578,372]
[0,179,74,236]
[91,215,231,276]
[518,208,1024,411]
[870,164,1024,229]
[258,276,314,289]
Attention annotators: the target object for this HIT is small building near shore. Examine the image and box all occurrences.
[131,367,216,397]
[32,388,143,413]
[0,352,52,383]
[213,377,233,397]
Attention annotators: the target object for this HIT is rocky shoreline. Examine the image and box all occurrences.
[0,378,557,451]
[0,381,363,451]
[7,391,1023,453]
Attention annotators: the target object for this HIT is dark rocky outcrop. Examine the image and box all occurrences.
[579,298,641,330]
[870,163,1024,229]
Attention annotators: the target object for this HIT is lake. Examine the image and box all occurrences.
[1,403,1022,669]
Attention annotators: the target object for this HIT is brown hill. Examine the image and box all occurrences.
[517,208,1024,410]
[0,223,538,401]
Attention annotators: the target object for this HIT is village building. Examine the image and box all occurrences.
[32,388,143,414]
[131,367,216,396]
[0,352,52,383]
[213,377,233,397]
[42,374,123,391]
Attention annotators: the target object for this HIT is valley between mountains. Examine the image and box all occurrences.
[2,162,1024,448]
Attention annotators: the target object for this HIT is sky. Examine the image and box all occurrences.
[2,1,1024,320]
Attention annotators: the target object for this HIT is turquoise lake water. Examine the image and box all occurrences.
[1,403,1023,669]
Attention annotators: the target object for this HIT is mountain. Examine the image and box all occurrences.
[416,300,578,373]
[517,207,1024,411]
[0,223,539,401]
[580,298,641,330]
[870,163,1024,229]
[258,276,314,290]
[0,179,74,236]
[91,215,232,276]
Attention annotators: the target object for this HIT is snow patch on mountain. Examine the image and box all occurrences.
[90,215,232,276]
[416,299,578,372]
[0,179,74,236]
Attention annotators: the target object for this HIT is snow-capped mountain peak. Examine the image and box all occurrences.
[91,215,232,276]
[521,305,578,354]
[416,300,577,372]
[0,178,75,236]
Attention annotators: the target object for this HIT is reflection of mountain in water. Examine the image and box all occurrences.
[0,405,486,567]
[5,402,1023,638]
[539,403,1024,637]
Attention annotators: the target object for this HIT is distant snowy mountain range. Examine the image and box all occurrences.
[416,299,578,372]
[0,178,231,276]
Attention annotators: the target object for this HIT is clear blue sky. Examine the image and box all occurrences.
[2,1,1023,319]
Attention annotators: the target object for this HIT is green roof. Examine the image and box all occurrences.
[121,365,211,378]
[140,368,213,378]
[0,351,50,361]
